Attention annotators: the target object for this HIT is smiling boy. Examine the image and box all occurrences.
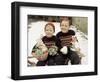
[36,23,60,66]
[56,18,80,65]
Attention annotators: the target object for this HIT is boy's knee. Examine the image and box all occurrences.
[55,55,65,65]
[36,61,46,66]
[70,51,80,64]
[48,59,55,65]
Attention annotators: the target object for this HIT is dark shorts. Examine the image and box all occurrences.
[36,50,80,66]
[55,50,80,65]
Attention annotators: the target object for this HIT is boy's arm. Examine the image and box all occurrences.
[69,30,75,36]
[56,35,62,52]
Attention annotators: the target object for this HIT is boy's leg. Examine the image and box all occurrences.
[67,50,80,64]
[55,54,65,65]
[64,57,69,65]
[36,61,47,66]
[47,56,55,65]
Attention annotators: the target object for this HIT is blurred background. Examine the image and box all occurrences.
[28,15,88,34]
[27,15,88,66]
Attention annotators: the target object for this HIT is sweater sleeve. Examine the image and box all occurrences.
[69,30,75,35]
[56,34,62,52]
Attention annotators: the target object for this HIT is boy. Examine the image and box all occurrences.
[36,22,60,66]
[56,18,80,65]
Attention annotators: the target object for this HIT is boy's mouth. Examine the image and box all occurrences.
[61,29,68,33]
[46,34,52,37]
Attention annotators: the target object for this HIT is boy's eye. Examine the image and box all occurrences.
[46,29,49,31]
[50,30,52,32]
[46,30,48,31]
[46,30,53,32]
[61,25,67,27]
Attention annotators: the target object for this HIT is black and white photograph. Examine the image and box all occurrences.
[27,15,88,67]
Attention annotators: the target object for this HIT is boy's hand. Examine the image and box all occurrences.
[71,36,76,44]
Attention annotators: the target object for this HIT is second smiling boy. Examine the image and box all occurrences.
[56,18,80,65]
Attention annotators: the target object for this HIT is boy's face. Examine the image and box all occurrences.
[60,20,70,33]
[45,25,54,37]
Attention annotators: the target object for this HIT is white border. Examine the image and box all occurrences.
[20,6,95,76]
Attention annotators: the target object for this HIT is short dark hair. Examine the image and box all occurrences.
[45,22,55,32]
[60,17,72,26]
